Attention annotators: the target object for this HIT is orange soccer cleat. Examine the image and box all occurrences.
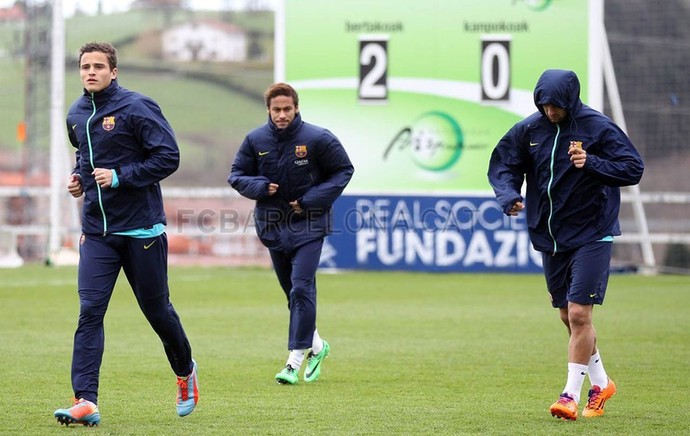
[550,393,578,421]
[583,378,617,418]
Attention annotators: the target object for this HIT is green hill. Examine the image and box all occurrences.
[0,8,274,187]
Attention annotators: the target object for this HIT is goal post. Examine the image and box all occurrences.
[46,0,76,266]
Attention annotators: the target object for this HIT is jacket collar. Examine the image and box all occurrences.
[83,79,120,104]
[267,111,303,137]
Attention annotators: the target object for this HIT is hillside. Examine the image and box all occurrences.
[0,7,275,187]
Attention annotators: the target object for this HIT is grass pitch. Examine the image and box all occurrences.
[1,266,689,434]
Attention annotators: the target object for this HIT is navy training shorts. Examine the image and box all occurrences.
[542,240,612,308]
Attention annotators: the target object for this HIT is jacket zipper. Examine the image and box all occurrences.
[86,94,108,236]
[546,124,560,254]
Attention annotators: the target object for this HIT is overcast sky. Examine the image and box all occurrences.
[0,0,277,16]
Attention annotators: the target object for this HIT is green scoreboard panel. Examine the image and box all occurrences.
[276,0,603,194]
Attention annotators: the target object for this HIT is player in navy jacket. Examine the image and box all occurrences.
[488,69,643,420]
[66,79,178,236]
[229,82,354,384]
[54,42,198,427]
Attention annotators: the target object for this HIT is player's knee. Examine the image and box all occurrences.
[567,304,592,328]
[559,308,569,326]
[78,301,107,324]
[140,297,175,326]
[289,281,314,300]
[290,286,306,300]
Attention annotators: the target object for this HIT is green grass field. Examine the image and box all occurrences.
[1,266,689,434]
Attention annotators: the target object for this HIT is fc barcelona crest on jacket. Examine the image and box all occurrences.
[102,116,116,131]
[295,145,307,158]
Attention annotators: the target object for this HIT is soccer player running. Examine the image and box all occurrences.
[487,69,644,420]
[54,42,198,426]
[229,83,354,384]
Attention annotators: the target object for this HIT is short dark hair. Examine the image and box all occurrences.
[264,82,299,108]
[78,42,118,70]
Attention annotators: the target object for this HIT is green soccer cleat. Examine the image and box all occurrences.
[304,340,330,383]
[275,364,299,385]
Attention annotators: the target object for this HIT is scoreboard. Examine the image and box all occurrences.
[276,0,604,272]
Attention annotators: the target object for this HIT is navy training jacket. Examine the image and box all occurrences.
[228,112,354,250]
[487,69,644,253]
[67,79,179,235]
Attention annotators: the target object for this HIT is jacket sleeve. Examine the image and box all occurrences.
[66,119,80,175]
[487,124,528,215]
[583,123,644,187]
[299,132,354,211]
[115,98,180,188]
[227,136,271,200]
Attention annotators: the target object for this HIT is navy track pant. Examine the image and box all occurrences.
[269,238,323,350]
[72,233,192,404]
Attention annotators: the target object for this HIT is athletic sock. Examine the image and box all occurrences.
[563,362,588,404]
[287,349,305,370]
[311,329,324,355]
[588,350,609,388]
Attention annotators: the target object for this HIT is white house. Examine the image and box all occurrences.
[162,21,247,62]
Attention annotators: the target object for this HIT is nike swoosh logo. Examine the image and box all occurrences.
[144,241,157,250]
[258,151,270,156]
[71,124,77,130]
[305,359,321,379]
[529,142,539,147]
[589,294,596,298]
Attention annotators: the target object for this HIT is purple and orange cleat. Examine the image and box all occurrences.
[550,393,578,421]
[583,378,616,418]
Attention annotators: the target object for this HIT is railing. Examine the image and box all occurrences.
[1,186,689,269]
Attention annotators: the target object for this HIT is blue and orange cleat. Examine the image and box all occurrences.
[176,359,199,417]
[54,398,100,427]
[583,378,616,417]
[550,393,578,421]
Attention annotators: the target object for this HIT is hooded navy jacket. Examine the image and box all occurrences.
[67,79,179,235]
[228,112,354,250]
[488,69,644,253]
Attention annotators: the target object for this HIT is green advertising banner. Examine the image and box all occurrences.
[277,0,603,194]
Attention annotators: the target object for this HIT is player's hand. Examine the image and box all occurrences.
[508,201,524,216]
[568,146,587,168]
[289,200,303,215]
[92,168,113,189]
[67,174,83,198]
[267,183,279,196]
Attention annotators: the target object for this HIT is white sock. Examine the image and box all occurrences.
[286,350,305,370]
[588,351,609,388]
[311,329,324,355]
[563,363,588,404]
